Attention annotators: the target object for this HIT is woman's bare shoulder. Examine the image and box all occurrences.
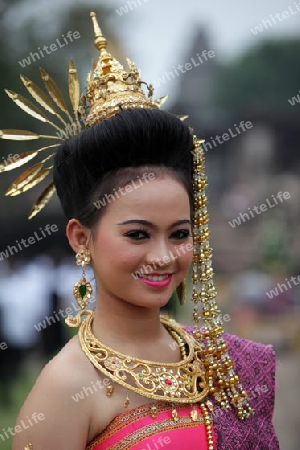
[30,334,96,397]
[12,335,96,450]
[41,334,94,382]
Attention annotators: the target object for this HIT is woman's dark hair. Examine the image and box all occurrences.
[53,108,194,228]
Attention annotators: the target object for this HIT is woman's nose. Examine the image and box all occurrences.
[146,240,172,266]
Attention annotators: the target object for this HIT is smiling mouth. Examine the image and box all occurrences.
[137,274,170,281]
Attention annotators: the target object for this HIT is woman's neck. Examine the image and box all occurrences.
[85,293,183,364]
[92,297,167,348]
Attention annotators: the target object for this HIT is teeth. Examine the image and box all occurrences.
[141,274,169,281]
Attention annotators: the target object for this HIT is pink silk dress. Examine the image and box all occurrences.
[86,402,212,450]
[85,329,280,450]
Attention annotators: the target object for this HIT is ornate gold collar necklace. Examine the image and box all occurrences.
[72,311,209,403]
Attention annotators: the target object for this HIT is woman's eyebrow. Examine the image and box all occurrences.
[117,219,191,227]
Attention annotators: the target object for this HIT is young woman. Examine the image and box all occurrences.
[3,12,279,450]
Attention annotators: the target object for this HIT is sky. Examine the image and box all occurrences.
[6,0,300,98]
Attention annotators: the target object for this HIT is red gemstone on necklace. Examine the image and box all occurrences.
[165,379,173,385]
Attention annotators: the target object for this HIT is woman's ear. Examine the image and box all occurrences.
[66,219,91,253]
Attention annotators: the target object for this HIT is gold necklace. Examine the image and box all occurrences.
[164,324,188,359]
[76,311,209,403]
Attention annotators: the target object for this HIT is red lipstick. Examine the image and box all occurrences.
[136,273,173,289]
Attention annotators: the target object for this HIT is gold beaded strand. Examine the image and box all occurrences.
[191,135,253,420]
[202,403,214,450]
[164,324,187,359]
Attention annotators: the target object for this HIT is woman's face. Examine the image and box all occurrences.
[89,173,193,310]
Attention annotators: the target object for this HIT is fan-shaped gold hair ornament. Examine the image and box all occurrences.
[0,12,168,218]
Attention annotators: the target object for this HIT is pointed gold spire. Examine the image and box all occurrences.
[84,11,159,127]
[90,12,107,52]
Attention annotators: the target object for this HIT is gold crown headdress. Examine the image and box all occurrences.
[0,12,167,219]
[0,12,253,420]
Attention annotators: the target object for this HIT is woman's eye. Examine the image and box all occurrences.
[171,229,191,240]
[124,230,150,240]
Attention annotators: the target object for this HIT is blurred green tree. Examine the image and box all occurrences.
[215,39,300,120]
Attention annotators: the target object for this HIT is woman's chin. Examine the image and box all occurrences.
[126,295,171,310]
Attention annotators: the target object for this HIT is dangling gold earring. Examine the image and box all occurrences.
[73,249,93,309]
[176,280,186,305]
